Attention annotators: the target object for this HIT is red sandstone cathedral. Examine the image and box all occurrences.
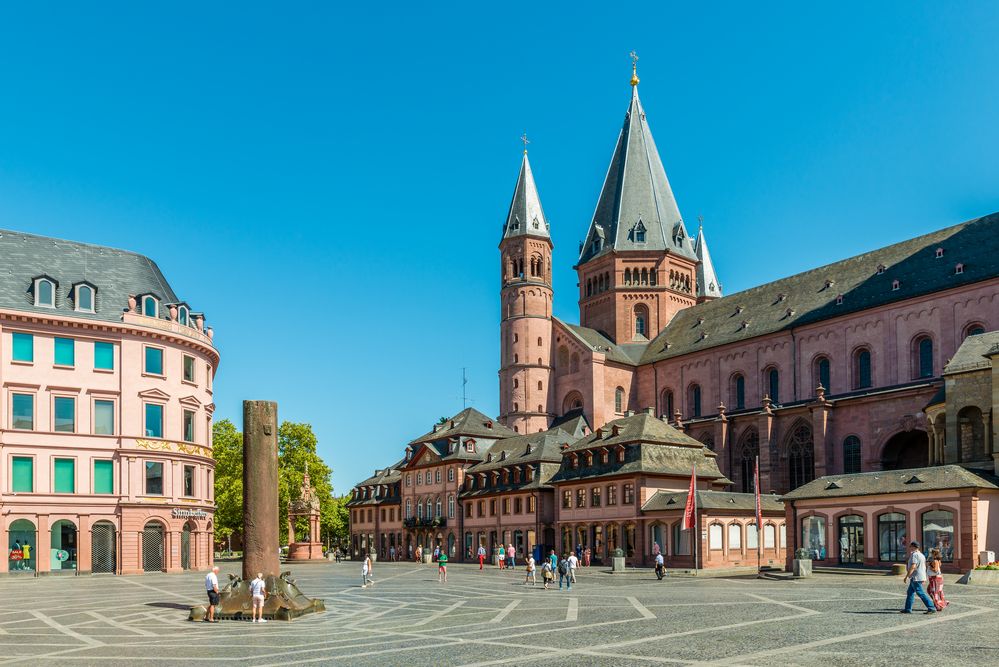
[351,63,999,573]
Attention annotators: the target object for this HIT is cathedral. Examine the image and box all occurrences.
[349,62,999,572]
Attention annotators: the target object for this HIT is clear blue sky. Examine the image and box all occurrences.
[1,3,997,493]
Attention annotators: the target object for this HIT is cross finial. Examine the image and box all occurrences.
[520,132,530,154]
[698,214,704,230]
[629,50,640,87]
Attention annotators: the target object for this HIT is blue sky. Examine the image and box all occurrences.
[1,3,997,493]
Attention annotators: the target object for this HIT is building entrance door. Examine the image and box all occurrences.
[838,515,864,565]
[91,522,117,574]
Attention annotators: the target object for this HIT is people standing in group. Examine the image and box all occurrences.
[558,553,572,590]
[654,552,666,580]
[362,553,374,588]
[498,544,506,569]
[926,548,948,611]
[249,572,268,623]
[507,543,516,569]
[525,554,537,586]
[438,549,448,583]
[204,566,221,623]
[567,551,579,583]
[901,541,936,614]
[477,544,487,570]
[541,559,554,589]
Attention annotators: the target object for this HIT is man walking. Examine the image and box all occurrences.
[558,553,572,590]
[204,566,220,623]
[249,572,267,623]
[567,551,579,583]
[508,543,516,569]
[477,544,486,570]
[901,541,936,614]
[655,551,666,580]
[362,552,374,588]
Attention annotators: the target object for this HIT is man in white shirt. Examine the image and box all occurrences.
[204,566,220,623]
[567,552,579,583]
[902,541,936,614]
[655,552,666,580]
[248,572,267,623]
[477,544,487,570]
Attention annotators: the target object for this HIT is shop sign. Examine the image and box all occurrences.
[171,508,208,519]
[8,549,23,561]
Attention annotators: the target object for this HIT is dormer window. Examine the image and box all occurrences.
[532,217,540,230]
[74,283,95,313]
[634,221,647,244]
[617,448,625,463]
[876,264,886,275]
[892,280,900,291]
[955,263,964,275]
[465,441,476,453]
[935,248,944,258]
[141,295,159,318]
[178,305,190,326]
[33,276,56,308]
[836,294,844,305]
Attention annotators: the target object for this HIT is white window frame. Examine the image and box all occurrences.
[34,278,56,308]
[74,284,95,313]
[141,295,159,318]
[178,305,190,326]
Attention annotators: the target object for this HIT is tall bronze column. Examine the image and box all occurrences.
[242,400,280,580]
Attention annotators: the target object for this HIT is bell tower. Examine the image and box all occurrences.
[499,141,553,434]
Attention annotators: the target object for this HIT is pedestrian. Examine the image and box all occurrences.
[508,543,516,569]
[584,546,591,567]
[542,559,554,589]
[926,548,948,611]
[433,545,440,562]
[576,543,583,562]
[558,553,572,590]
[498,544,505,570]
[204,566,220,623]
[389,545,396,562]
[415,545,422,563]
[438,549,448,583]
[548,549,558,572]
[477,544,487,570]
[525,554,537,586]
[362,552,374,588]
[567,551,579,583]
[654,551,666,580]
[249,572,267,623]
[901,541,936,614]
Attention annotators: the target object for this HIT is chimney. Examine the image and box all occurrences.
[624,410,634,417]
[645,407,654,416]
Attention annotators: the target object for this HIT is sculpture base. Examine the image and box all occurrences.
[287,542,325,561]
[189,571,325,622]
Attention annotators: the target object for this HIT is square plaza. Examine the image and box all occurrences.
[0,561,995,666]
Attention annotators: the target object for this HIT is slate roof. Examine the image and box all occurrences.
[501,152,550,242]
[550,412,732,485]
[0,228,181,324]
[641,212,999,364]
[465,428,577,475]
[693,224,723,299]
[347,460,404,506]
[578,84,696,265]
[407,407,516,447]
[642,489,784,513]
[781,465,999,501]
[944,330,999,375]
[557,318,643,366]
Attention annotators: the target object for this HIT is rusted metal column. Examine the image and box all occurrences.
[242,400,280,580]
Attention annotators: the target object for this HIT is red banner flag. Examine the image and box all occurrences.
[682,464,697,530]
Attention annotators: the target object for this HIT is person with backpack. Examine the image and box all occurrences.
[557,553,572,590]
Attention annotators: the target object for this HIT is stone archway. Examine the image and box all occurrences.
[881,430,929,470]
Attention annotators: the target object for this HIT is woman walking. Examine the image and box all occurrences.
[524,554,537,586]
[926,548,948,611]
[541,559,554,589]
[497,544,506,570]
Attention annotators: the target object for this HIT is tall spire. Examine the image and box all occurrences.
[578,60,694,264]
[501,147,550,241]
[693,217,722,300]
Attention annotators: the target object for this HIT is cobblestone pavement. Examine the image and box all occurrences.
[0,561,997,666]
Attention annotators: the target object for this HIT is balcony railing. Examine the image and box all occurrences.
[403,517,447,529]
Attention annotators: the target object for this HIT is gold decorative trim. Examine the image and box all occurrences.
[136,438,213,458]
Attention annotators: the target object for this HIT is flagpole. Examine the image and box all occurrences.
[755,456,762,576]
[693,488,699,572]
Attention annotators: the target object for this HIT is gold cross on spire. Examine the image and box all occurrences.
[521,132,530,154]
[630,50,640,86]
[698,214,704,229]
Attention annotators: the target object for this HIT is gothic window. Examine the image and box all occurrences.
[34,277,56,308]
[660,389,674,418]
[843,436,861,474]
[913,335,934,379]
[634,304,649,340]
[853,348,872,389]
[586,279,592,296]
[731,374,745,410]
[614,387,625,413]
[765,367,779,403]
[786,422,815,490]
[814,356,831,394]
[738,428,759,493]
[604,272,610,290]
[688,384,702,418]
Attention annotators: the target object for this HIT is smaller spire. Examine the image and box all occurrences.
[694,219,723,301]
[629,50,640,86]
[501,149,550,242]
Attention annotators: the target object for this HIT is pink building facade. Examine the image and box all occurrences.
[1,231,218,576]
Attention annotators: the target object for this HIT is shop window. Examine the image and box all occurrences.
[878,512,907,562]
[921,510,954,562]
[709,524,723,549]
[672,523,691,555]
[728,524,742,549]
[801,516,826,560]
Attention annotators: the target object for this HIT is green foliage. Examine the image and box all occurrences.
[212,419,244,541]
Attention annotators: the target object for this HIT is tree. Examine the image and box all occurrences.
[212,419,243,550]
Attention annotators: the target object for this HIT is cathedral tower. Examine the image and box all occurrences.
[499,147,554,434]
[576,61,700,344]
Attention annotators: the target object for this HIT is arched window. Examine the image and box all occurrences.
[877,512,906,562]
[537,337,543,347]
[843,435,861,474]
[417,501,423,520]
[435,500,442,518]
[634,304,649,339]
[34,278,56,308]
[614,387,625,413]
[913,336,934,379]
[641,268,648,285]
[649,269,657,286]
[142,295,159,318]
[815,356,831,394]
[765,367,779,402]
[963,322,986,339]
[689,384,702,418]
[786,421,815,490]
[731,374,745,410]
[447,495,455,518]
[586,279,592,296]
[604,272,610,290]
[853,348,872,389]
[178,305,190,326]
[737,428,759,493]
[537,381,543,391]
[624,268,632,285]
[660,389,674,419]
[74,284,95,313]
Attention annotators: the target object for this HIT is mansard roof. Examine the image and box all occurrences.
[641,212,999,364]
[944,330,999,375]
[0,228,179,323]
[642,489,784,513]
[407,407,515,447]
[782,465,999,501]
[501,152,550,242]
[578,84,696,265]
[693,223,722,299]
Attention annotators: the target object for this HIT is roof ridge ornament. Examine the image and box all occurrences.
[629,50,640,87]
[521,132,530,155]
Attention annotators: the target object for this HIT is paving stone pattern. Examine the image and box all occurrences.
[0,562,997,666]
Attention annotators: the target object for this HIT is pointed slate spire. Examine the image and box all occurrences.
[693,220,722,300]
[579,67,695,263]
[502,149,550,242]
